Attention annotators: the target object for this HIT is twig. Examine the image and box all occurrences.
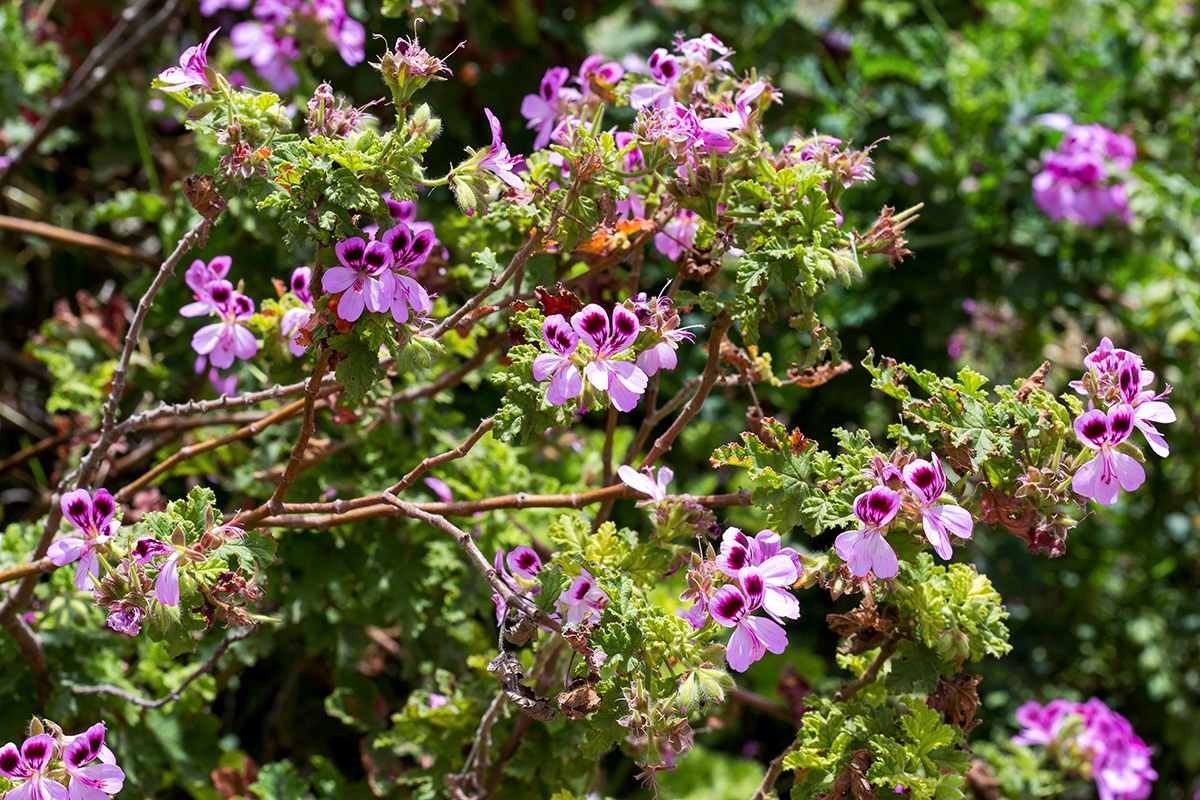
[71,627,252,709]
[461,691,507,791]
[600,406,618,487]
[729,687,797,725]
[638,312,732,468]
[429,228,546,340]
[751,741,800,800]
[258,348,332,518]
[0,214,158,265]
[257,489,751,530]
[378,493,558,631]
[832,635,899,703]
[0,433,70,479]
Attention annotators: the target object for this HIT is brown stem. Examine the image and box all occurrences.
[430,228,546,340]
[729,687,797,725]
[259,348,332,518]
[0,214,159,265]
[639,312,732,468]
[258,489,751,530]
[114,396,317,503]
[600,406,618,487]
[751,741,800,800]
[832,635,900,703]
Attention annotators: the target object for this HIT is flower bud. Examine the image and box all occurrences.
[28,717,44,737]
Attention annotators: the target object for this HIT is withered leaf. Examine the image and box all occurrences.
[927,674,983,734]
[184,173,227,223]
[487,652,559,722]
[788,359,853,388]
[556,677,602,720]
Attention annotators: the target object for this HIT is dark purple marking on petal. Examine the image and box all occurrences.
[67,498,89,521]
[714,591,745,619]
[662,61,678,79]
[67,741,90,768]
[211,285,231,303]
[516,552,537,571]
[412,237,429,254]
[342,242,365,264]
[1082,417,1106,441]
[909,465,936,491]
[0,748,19,774]
[22,741,46,762]
[744,573,764,595]
[293,273,308,292]
[571,580,593,601]
[365,248,388,270]
[579,311,607,337]
[615,312,637,337]
[727,545,747,571]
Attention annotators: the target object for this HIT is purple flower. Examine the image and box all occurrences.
[834,486,901,579]
[479,108,525,190]
[231,21,299,92]
[1073,405,1144,505]
[1012,699,1079,746]
[571,304,649,412]
[714,528,799,623]
[423,476,453,503]
[709,581,788,673]
[532,314,584,406]
[281,266,315,357]
[617,465,673,503]
[506,545,543,582]
[561,569,608,624]
[106,603,145,636]
[630,48,681,110]
[1032,122,1135,227]
[322,237,395,322]
[0,734,66,800]
[62,722,125,799]
[901,454,973,560]
[191,281,258,369]
[181,255,233,317]
[380,223,434,324]
[158,28,220,93]
[48,488,119,591]
[132,538,187,606]
[429,693,449,710]
[654,209,699,261]
[577,53,624,98]
[520,67,578,151]
[201,0,251,12]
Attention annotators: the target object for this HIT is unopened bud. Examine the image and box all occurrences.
[28,718,44,737]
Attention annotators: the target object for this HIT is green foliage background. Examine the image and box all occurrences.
[0,0,1197,797]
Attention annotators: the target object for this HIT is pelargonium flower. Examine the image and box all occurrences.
[1113,358,1175,457]
[532,314,583,406]
[520,67,578,151]
[561,569,608,625]
[577,53,624,99]
[191,280,258,369]
[901,454,973,560]
[835,486,901,579]
[0,734,65,800]
[280,266,315,357]
[505,545,543,582]
[105,602,145,637]
[230,21,300,92]
[158,28,221,93]
[571,304,649,412]
[479,108,525,190]
[709,579,788,673]
[654,209,699,261]
[1032,121,1135,227]
[676,33,733,72]
[48,488,119,591]
[62,722,125,799]
[631,292,702,376]
[629,48,681,110]
[132,537,189,607]
[617,464,673,504]
[1011,699,1079,746]
[322,236,395,322]
[714,528,799,623]
[1072,405,1144,506]
[380,223,434,324]
[180,255,233,317]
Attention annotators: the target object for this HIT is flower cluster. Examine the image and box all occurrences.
[1069,338,1174,505]
[48,489,119,591]
[1,720,124,800]
[491,545,609,627]
[156,28,221,95]
[835,454,974,580]
[182,256,258,388]
[1032,119,1136,227]
[677,528,800,672]
[216,0,365,92]
[322,226,434,325]
[1013,698,1157,800]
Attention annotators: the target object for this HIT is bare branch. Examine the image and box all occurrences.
[71,627,252,709]
[0,214,159,265]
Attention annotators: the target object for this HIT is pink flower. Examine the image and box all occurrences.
[1073,405,1144,505]
[322,237,395,322]
[191,281,258,369]
[1011,699,1078,746]
[629,48,681,110]
[617,465,673,503]
[834,486,901,579]
[654,209,699,261]
[479,108,525,190]
[572,304,649,412]
[0,734,66,800]
[423,476,452,503]
[709,579,788,673]
[714,528,799,623]
[505,545,543,581]
[132,538,187,607]
[158,28,220,93]
[230,21,299,92]
[532,314,583,406]
[62,723,125,799]
[577,53,624,98]
[180,255,233,317]
[281,266,315,357]
[901,454,973,560]
[380,223,434,324]
[520,67,578,151]
[49,488,119,591]
[561,570,608,625]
